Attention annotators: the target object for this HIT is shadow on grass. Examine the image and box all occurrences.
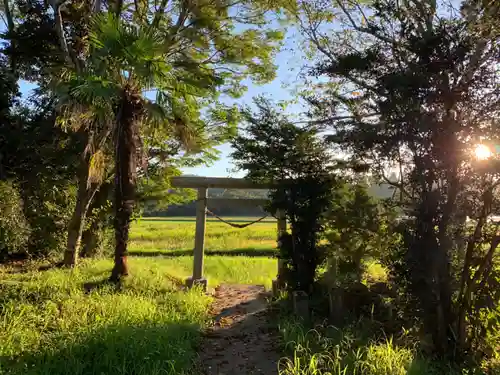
[129,247,278,258]
[1,322,202,375]
[1,287,280,375]
[37,262,65,272]
[82,278,123,294]
[2,261,64,274]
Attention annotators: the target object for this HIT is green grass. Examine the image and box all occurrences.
[0,254,277,375]
[0,259,210,375]
[0,216,279,374]
[129,217,278,256]
[142,216,277,223]
[148,256,278,289]
[277,319,453,375]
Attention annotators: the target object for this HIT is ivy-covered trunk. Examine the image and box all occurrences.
[64,156,97,266]
[110,90,141,282]
[80,181,112,258]
[64,177,87,265]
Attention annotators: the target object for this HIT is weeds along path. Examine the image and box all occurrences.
[198,284,280,375]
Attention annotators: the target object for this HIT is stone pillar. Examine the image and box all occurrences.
[186,187,208,291]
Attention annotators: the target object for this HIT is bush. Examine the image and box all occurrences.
[81,225,114,258]
[323,184,399,286]
[81,192,114,258]
[0,181,30,259]
[22,180,77,258]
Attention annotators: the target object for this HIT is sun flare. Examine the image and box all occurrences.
[474,144,492,160]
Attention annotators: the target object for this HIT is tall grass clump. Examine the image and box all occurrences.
[278,319,457,375]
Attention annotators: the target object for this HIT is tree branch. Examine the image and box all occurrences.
[49,0,79,71]
[172,0,189,35]
[381,172,411,199]
[151,0,168,28]
[295,112,380,125]
[93,0,101,13]
[470,232,500,291]
[455,40,490,90]
[303,19,382,95]
[115,0,123,17]
[3,0,14,33]
[335,0,397,45]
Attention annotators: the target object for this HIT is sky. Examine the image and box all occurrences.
[18,26,308,178]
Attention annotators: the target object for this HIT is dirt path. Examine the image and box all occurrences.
[198,284,280,375]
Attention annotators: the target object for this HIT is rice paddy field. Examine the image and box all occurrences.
[129,216,278,257]
[0,217,278,375]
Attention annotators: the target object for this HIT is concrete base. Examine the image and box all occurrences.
[292,291,310,320]
[185,277,208,292]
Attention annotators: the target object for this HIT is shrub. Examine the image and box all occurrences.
[22,179,77,258]
[323,184,399,286]
[0,181,30,259]
[81,193,114,258]
[362,340,414,375]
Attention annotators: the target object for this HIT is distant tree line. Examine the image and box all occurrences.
[143,184,395,217]
[143,188,270,217]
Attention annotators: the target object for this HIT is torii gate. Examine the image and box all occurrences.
[171,176,286,292]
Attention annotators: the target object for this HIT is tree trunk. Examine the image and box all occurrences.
[457,193,491,349]
[80,182,112,258]
[409,193,453,356]
[354,247,364,283]
[3,0,14,33]
[64,200,85,266]
[64,161,95,266]
[80,223,99,258]
[110,93,140,282]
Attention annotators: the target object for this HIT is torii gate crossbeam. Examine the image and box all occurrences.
[170,176,286,292]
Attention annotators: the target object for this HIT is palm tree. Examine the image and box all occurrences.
[55,0,285,278]
[61,13,211,281]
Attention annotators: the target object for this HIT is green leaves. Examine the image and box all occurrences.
[136,164,195,211]
[19,0,292,164]
[0,181,30,258]
[298,0,500,356]
[69,74,120,104]
[231,97,341,291]
[88,13,122,53]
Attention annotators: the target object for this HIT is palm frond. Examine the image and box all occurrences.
[143,100,169,127]
[88,13,125,59]
[69,75,121,104]
[89,11,172,88]
[143,91,207,153]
